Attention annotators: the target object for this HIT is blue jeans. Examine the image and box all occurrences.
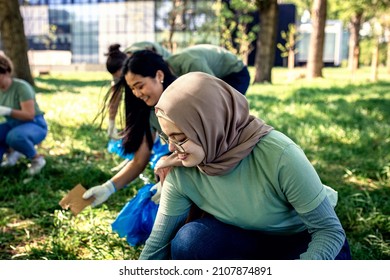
[221,66,250,95]
[171,216,352,260]
[0,114,48,160]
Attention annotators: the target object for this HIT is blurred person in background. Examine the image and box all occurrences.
[166,44,250,95]
[104,43,128,139]
[0,53,48,175]
[124,41,172,59]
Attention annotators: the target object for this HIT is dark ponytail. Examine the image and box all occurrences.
[105,44,127,74]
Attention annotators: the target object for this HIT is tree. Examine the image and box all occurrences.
[385,13,390,74]
[306,0,327,79]
[369,9,390,81]
[0,0,34,85]
[328,0,389,75]
[216,0,259,65]
[329,0,366,74]
[253,0,279,84]
[162,0,218,51]
[277,23,300,70]
[166,0,188,53]
[348,11,363,72]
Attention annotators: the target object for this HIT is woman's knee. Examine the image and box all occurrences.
[171,222,200,259]
[171,217,235,260]
[5,130,23,146]
[335,238,352,260]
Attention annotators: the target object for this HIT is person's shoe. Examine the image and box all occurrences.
[27,156,46,175]
[1,151,23,167]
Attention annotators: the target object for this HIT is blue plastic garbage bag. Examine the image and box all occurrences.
[111,183,159,246]
[107,137,169,167]
[107,138,134,160]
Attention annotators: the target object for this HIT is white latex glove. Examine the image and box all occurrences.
[150,181,162,205]
[107,119,120,139]
[0,106,12,116]
[83,180,116,207]
[323,184,338,208]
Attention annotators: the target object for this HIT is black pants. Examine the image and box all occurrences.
[222,66,251,95]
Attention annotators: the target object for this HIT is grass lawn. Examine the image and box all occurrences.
[0,67,389,260]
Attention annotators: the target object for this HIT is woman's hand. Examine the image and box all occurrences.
[154,154,182,184]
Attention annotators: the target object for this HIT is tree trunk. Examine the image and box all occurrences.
[0,0,34,85]
[288,49,295,70]
[387,31,390,74]
[348,12,363,74]
[167,1,179,53]
[288,28,295,70]
[306,0,327,79]
[370,39,379,82]
[253,0,278,84]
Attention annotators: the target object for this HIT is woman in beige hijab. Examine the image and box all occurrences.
[139,72,351,260]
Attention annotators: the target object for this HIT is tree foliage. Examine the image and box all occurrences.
[216,0,259,65]
[328,0,389,72]
[277,23,301,69]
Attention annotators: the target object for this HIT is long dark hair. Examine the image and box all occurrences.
[111,50,177,154]
[94,44,126,131]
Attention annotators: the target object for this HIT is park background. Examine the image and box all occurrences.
[0,0,389,260]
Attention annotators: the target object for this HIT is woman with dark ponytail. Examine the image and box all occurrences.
[84,50,177,207]
[103,44,128,139]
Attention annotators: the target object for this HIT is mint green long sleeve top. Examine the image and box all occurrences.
[140,130,346,260]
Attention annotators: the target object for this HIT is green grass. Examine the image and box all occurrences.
[0,67,389,260]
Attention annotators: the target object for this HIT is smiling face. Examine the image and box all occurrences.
[158,116,205,167]
[0,71,12,91]
[124,70,164,106]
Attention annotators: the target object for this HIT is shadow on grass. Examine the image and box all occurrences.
[35,77,109,89]
[0,150,141,259]
[34,77,111,95]
[0,118,137,259]
[248,81,390,259]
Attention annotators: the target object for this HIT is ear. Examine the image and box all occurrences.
[156,70,164,83]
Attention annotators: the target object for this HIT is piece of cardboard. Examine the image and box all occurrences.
[59,184,95,216]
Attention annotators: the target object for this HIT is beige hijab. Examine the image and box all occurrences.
[155,72,273,175]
